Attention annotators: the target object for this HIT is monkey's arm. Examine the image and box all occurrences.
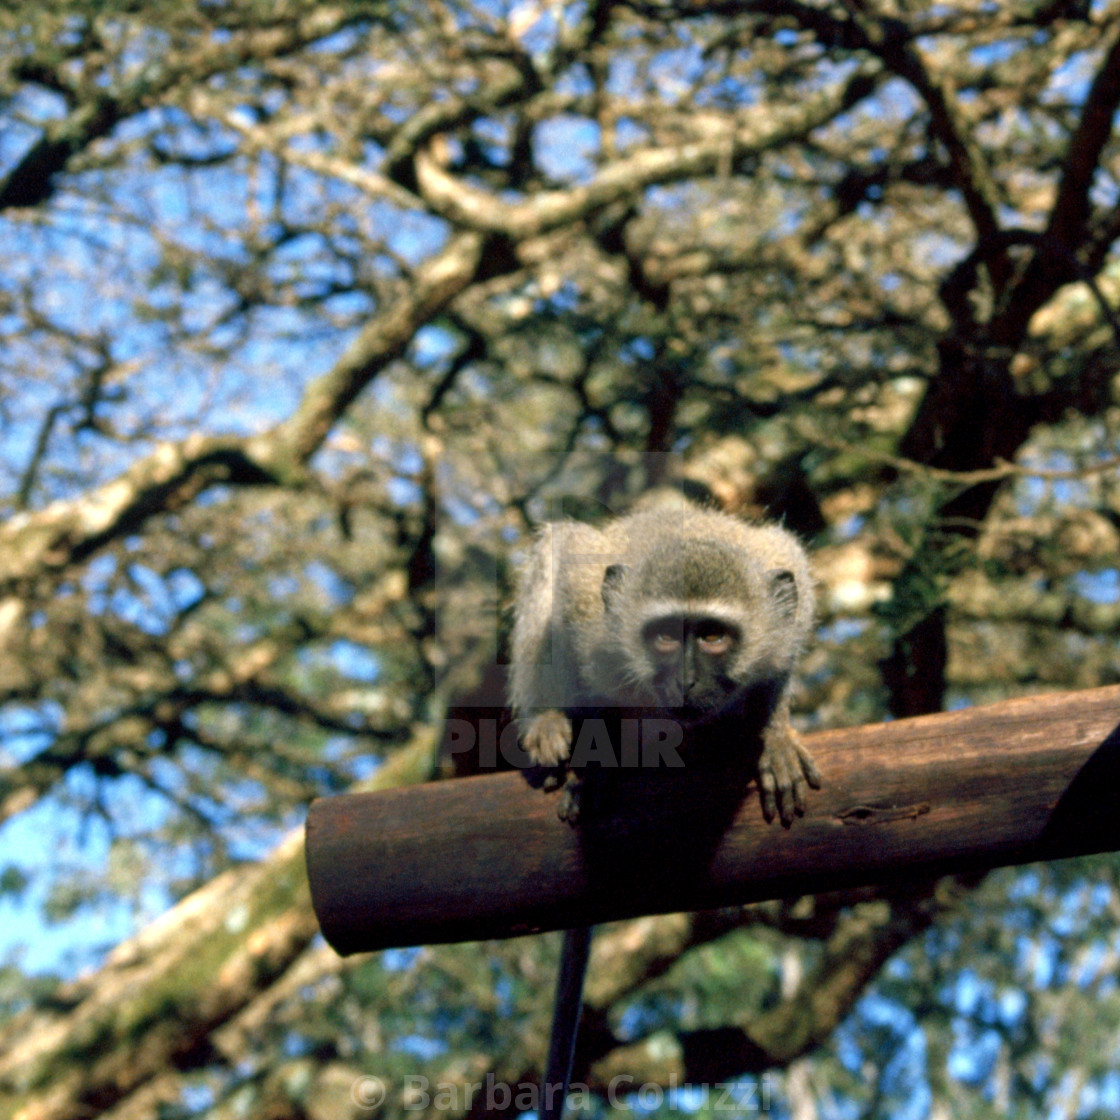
[757,691,821,825]
[509,525,578,769]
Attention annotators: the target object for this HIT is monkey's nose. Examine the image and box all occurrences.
[682,677,706,706]
[658,675,685,706]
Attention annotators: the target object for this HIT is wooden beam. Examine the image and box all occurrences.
[305,685,1120,954]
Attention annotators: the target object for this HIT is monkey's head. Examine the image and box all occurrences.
[601,537,800,721]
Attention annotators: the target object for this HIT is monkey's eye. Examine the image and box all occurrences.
[697,632,734,656]
[645,625,682,654]
[694,620,736,656]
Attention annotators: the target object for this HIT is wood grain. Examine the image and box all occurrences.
[305,685,1120,953]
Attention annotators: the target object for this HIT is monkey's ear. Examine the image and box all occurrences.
[602,563,627,610]
[768,569,798,618]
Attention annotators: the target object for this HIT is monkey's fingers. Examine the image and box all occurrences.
[557,772,582,825]
[758,755,802,825]
[795,741,823,789]
[759,730,820,826]
[758,769,781,824]
[523,710,573,768]
[540,768,565,793]
[781,776,809,825]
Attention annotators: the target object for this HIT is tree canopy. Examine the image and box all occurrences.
[1,2,1120,1118]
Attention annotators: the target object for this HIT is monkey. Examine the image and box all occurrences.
[509,498,821,1120]
[509,498,821,823]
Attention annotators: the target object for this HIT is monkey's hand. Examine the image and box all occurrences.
[758,719,821,826]
[523,710,575,805]
[522,709,573,771]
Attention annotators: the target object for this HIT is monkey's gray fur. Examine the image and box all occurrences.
[509,497,820,823]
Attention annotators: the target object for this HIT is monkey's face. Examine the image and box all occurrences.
[637,613,744,721]
[601,538,800,717]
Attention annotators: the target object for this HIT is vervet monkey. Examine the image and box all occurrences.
[509,499,820,823]
[510,498,821,1120]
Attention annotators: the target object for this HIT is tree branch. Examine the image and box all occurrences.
[660,0,1006,274]
[307,685,1120,952]
[0,5,364,211]
[261,231,491,464]
[586,885,964,1086]
[0,734,440,1120]
[0,230,495,601]
[1045,22,1120,251]
[412,66,879,239]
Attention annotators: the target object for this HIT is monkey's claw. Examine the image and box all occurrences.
[557,771,582,825]
[758,724,821,827]
[523,709,573,768]
[540,768,565,792]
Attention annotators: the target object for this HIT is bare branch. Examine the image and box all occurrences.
[1045,22,1120,251]
[412,65,879,238]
